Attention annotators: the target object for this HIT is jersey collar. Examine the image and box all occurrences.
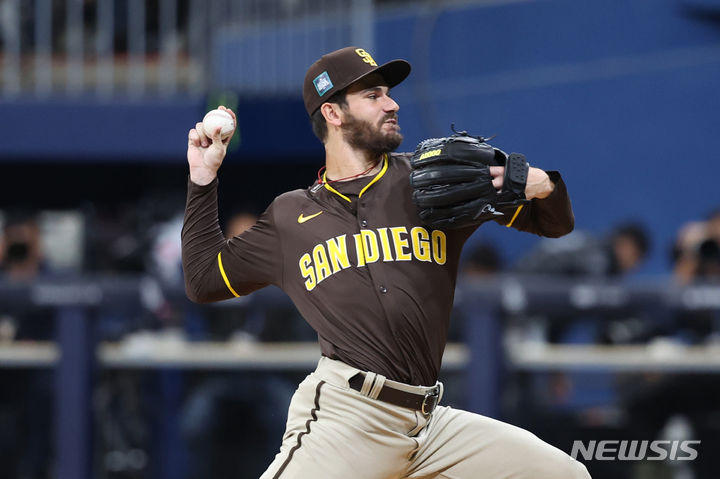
[322,154,389,203]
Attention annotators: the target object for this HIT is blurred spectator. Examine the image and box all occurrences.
[148,208,258,288]
[225,212,258,238]
[443,242,504,409]
[0,211,55,342]
[462,241,503,278]
[148,211,186,286]
[516,221,650,278]
[90,201,190,479]
[190,210,260,340]
[179,211,316,479]
[671,226,720,342]
[507,222,653,479]
[450,241,504,344]
[87,203,149,274]
[0,211,44,281]
[672,208,720,284]
[513,221,651,345]
[620,211,720,479]
[0,211,55,479]
[608,213,720,479]
[89,208,315,478]
[452,241,503,324]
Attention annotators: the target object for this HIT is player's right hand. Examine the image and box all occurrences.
[187,105,237,186]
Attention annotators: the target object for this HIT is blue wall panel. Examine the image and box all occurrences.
[0,97,320,162]
[378,0,720,273]
[1,0,718,272]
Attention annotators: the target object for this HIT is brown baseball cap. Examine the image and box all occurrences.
[303,46,411,116]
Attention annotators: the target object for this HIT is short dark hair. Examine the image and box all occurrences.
[464,242,502,274]
[612,222,650,257]
[310,90,348,143]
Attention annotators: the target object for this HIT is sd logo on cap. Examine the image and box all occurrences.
[303,46,411,116]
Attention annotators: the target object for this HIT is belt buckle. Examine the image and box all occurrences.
[421,388,439,415]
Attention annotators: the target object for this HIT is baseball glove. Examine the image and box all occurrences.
[409,130,530,229]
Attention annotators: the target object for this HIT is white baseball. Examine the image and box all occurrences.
[202,109,235,139]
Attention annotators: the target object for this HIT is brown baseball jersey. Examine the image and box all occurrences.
[182,153,573,386]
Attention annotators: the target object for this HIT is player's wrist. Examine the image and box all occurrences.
[189,167,218,186]
[529,176,554,199]
[523,167,553,200]
[536,183,553,199]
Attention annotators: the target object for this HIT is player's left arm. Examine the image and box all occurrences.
[491,166,574,237]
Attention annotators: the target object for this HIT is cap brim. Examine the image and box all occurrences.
[348,59,411,91]
[376,59,412,88]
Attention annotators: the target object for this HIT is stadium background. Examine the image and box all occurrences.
[1,0,720,478]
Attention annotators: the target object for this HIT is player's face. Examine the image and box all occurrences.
[341,76,402,155]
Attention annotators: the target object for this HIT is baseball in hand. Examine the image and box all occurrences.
[202,109,235,139]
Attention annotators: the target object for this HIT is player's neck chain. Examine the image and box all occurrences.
[318,158,381,185]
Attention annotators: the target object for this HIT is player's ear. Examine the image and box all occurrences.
[321,102,343,127]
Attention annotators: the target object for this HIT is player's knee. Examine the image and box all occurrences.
[524,453,591,479]
[573,460,592,479]
[558,457,591,479]
[505,427,591,479]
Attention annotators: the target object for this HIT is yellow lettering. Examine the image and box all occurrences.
[361,230,380,264]
[431,230,447,265]
[418,149,442,161]
[377,228,394,262]
[312,244,332,283]
[353,233,366,267]
[390,227,411,261]
[411,227,431,262]
[299,253,316,291]
[326,235,351,273]
[301,226,445,286]
[355,48,377,66]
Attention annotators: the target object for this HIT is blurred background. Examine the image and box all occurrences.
[1,0,720,478]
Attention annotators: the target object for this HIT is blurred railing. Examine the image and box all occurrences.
[2,275,720,479]
[0,0,375,98]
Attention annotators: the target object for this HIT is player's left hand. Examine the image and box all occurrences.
[491,166,554,200]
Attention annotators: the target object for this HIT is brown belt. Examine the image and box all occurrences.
[348,373,440,415]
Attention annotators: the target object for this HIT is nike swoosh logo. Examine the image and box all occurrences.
[298,211,323,223]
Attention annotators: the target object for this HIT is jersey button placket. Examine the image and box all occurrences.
[360,219,368,227]
[379,285,388,294]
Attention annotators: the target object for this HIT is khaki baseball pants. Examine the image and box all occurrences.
[260,356,590,479]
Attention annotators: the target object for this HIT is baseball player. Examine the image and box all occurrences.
[183,47,590,478]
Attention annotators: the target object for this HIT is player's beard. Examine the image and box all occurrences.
[341,111,403,157]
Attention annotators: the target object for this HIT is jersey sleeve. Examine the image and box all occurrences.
[494,171,575,238]
[181,177,282,303]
